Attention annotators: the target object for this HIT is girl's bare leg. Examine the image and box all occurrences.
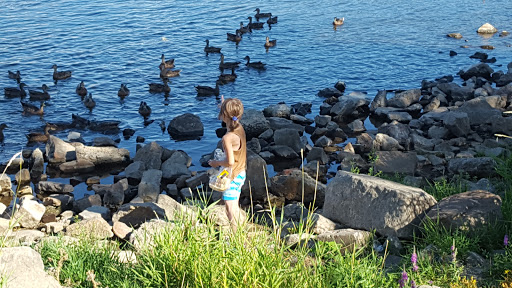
[224,199,240,233]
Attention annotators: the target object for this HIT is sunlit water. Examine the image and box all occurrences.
[0,0,511,198]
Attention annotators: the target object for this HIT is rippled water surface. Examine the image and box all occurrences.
[1,0,511,167]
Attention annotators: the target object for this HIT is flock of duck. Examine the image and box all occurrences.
[1,9,345,145]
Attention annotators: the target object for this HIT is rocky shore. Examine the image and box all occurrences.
[0,57,511,287]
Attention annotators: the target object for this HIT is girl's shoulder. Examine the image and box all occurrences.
[222,131,240,141]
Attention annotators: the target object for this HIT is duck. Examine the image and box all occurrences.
[254,8,272,20]
[149,78,171,94]
[159,66,182,79]
[237,22,250,34]
[159,54,175,70]
[0,123,7,142]
[218,68,237,84]
[83,93,96,109]
[219,54,240,71]
[267,15,278,25]
[227,31,242,43]
[333,17,345,26]
[264,36,277,48]
[118,84,130,97]
[139,101,151,118]
[4,83,27,98]
[204,39,222,54]
[195,80,220,97]
[25,123,56,143]
[8,70,21,83]
[21,101,45,116]
[52,64,72,81]
[247,16,264,30]
[29,84,50,100]
[244,56,266,70]
[76,81,88,97]
[159,120,166,132]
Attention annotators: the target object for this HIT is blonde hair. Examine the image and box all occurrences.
[219,98,244,131]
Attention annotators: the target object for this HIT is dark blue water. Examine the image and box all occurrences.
[1,0,511,169]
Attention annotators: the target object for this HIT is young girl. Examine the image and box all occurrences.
[208,97,247,233]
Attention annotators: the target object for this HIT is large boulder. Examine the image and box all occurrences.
[46,135,76,164]
[263,103,292,118]
[387,89,421,108]
[133,141,163,170]
[423,190,502,232]
[240,109,270,140]
[442,112,471,137]
[167,113,204,140]
[370,90,387,112]
[74,143,130,166]
[458,63,494,81]
[447,157,497,178]
[457,99,502,125]
[270,169,326,207]
[59,159,95,174]
[323,171,437,238]
[0,247,61,288]
[241,151,270,201]
[37,181,74,195]
[477,23,498,34]
[273,128,303,154]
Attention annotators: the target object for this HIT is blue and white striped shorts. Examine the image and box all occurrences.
[222,171,246,201]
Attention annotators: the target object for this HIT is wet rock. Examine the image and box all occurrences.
[74,143,130,166]
[291,102,312,116]
[477,23,498,34]
[167,113,204,140]
[263,103,291,118]
[334,81,346,93]
[387,89,421,108]
[324,171,437,238]
[458,63,494,81]
[93,136,118,147]
[59,159,95,174]
[318,87,342,98]
[347,119,366,133]
[240,109,270,140]
[447,33,463,39]
[314,115,331,127]
[136,136,145,143]
[424,190,502,233]
[46,135,76,164]
[330,97,370,123]
[270,168,326,206]
[449,50,458,56]
[370,90,387,112]
[289,114,314,125]
[37,181,74,194]
[470,52,488,60]
[314,135,333,148]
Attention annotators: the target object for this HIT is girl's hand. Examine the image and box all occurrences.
[208,160,218,167]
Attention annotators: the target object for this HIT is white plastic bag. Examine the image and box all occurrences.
[209,149,231,191]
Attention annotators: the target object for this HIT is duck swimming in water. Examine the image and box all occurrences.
[254,8,272,20]
[267,15,278,25]
[0,123,7,143]
[204,39,222,54]
[333,17,345,26]
[159,66,181,79]
[76,81,88,97]
[21,101,45,116]
[25,123,57,143]
[159,54,175,70]
[52,64,72,81]
[227,31,242,43]
[8,70,21,83]
[218,68,237,84]
[195,80,220,97]
[264,36,276,48]
[149,78,171,94]
[247,16,264,30]
[29,84,50,100]
[83,93,96,110]
[4,83,27,98]
[219,54,240,71]
[118,84,130,97]
[139,101,152,118]
[244,56,266,70]
[237,22,250,35]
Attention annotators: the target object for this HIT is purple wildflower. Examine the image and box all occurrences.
[411,247,419,272]
[411,279,416,288]
[505,235,509,247]
[399,269,408,288]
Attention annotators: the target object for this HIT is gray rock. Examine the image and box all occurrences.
[424,97,441,113]
[165,184,179,198]
[185,172,209,189]
[458,98,502,125]
[79,205,111,221]
[318,87,342,98]
[133,141,163,170]
[12,198,45,229]
[258,128,273,141]
[73,194,102,213]
[477,23,498,34]
[306,147,329,165]
[124,161,145,184]
[378,122,411,149]
[0,247,62,288]
[37,181,74,194]
[15,169,30,186]
[241,151,270,201]
[161,158,191,183]
[447,157,497,178]
[411,133,437,151]
[258,151,275,162]
[46,135,76,164]
[43,194,74,214]
[308,213,340,234]
[93,136,118,147]
[103,178,128,209]
[129,220,176,251]
[240,109,270,140]
[323,171,437,238]
[167,113,204,140]
[459,63,494,81]
[113,203,166,228]
[289,114,314,125]
[59,159,95,174]
[424,190,502,233]
[387,89,421,108]
[428,126,449,139]
[317,229,371,253]
[138,169,162,202]
[347,119,366,133]
[291,102,312,116]
[374,133,403,151]
[334,81,346,93]
[370,90,387,112]
[247,138,262,153]
[65,217,113,240]
[374,151,417,175]
[74,143,130,166]
[355,133,374,154]
[30,148,44,179]
[267,117,305,134]
[314,135,333,148]
[314,115,332,128]
[268,145,299,159]
[273,128,303,154]
[330,97,370,122]
[270,168,326,206]
[263,103,292,118]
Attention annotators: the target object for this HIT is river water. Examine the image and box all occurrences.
[0,0,511,186]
